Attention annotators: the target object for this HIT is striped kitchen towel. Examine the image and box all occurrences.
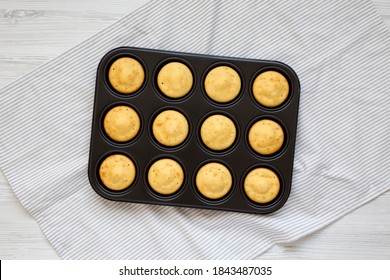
[1,0,390,259]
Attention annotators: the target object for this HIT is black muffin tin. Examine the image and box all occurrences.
[88,47,300,214]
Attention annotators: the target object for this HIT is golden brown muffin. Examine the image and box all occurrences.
[103,105,141,142]
[244,167,280,203]
[152,110,189,146]
[99,154,136,191]
[200,114,236,151]
[157,62,193,98]
[108,57,145,94]
[204,66,241,103]
[195,162,232,199]
[252,71,289,107]
[248,119,284,155]
[148,158,184,195]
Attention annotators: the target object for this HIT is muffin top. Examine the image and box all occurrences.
[152,110,189,146]
[196,162,232,200]
[244,167,280,204]
[108,57,145,94]
[204,66,241,103]
[252,70,289,107]
[157,62,193,98]
[103,105,140,142]
[248,119,284,155]
[99,154,136,191]
[200,114,236,151]
[148,158,184,195]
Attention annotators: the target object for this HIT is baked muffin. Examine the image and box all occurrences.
[148,158,184,195]
[99,154,136,191]
[204,66,241,103]
[244,167,280,203]
[200,114,236,151]
[103,105,140,142]
[248,119,284,155]
[157,62,193,98]
[152,110,189,146]
[195,162,232,200]
[252,71,289,107]
[108,57,145,94]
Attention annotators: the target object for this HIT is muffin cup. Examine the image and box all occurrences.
[104,53,148,98]
[153,57,196,102]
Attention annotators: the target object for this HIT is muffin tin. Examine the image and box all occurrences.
[88,46,300,214]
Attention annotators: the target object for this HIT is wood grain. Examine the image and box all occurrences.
[0,0,389,259]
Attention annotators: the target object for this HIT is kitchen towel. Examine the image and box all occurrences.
[1,0,390,259]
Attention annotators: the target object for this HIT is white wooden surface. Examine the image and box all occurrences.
[0,0,389,260]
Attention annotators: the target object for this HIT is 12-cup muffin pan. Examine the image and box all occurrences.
[88,47,300,214]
